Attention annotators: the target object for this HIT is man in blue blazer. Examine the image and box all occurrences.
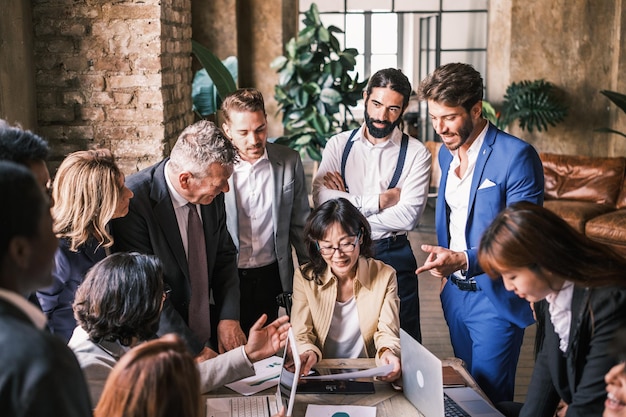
[416,63,544,403]
[221,89,310,334]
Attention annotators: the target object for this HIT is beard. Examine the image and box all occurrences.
[444,117,474,151]
[364,109,402,139]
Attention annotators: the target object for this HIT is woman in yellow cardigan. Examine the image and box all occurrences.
[291,198,401,381]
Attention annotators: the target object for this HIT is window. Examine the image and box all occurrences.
[299,0,488,141]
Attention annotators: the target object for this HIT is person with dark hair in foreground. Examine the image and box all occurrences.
[70,251,291,404]
[291,198,401,381]
[0,119,51,192]
[0,161,92,417]
[478,201,626,417]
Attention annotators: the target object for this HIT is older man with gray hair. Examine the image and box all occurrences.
[111,120,245,361]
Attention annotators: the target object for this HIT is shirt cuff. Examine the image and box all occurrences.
[461,251,469,276]
[239,345,254,368]
[361,195,379,217]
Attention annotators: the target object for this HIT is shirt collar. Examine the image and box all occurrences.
[164,160,190,209]
[357,125,403,148]
[546,280,575,308]
[234,149,269,172]
[0,288,47,330]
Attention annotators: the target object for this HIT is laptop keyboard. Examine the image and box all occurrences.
[444,393,471,417]
[231,396,270,417]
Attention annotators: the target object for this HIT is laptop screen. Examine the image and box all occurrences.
[278,328,300,417]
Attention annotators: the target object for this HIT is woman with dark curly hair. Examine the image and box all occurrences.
[69,252,164,403]
[291,198,401,381]
[69,251,291,406]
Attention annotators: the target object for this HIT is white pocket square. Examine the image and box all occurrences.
[478,179,496,190]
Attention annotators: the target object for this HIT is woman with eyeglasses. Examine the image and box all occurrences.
[291,198,401,381]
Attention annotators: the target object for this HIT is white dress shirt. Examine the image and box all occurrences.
[164,161,199,259]
[546,280,574,352]
[312,126,431,240]
[323,296,366,359]
[445,123,487,278]
[232,151,276,269]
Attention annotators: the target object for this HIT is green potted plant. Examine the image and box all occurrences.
[191,40,237,119]
[483,79,568,133]
[596,90,626,138]
[271,3,368,161]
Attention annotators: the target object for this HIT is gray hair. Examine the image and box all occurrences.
[169,120,238,177]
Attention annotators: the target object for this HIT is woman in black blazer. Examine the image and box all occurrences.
[478,201,626,417]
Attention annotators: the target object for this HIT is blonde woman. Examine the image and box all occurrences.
[36,149,133,342]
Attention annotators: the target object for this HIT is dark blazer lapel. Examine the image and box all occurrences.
[0,298,34,326]
[567,286,590,355]
[267,145,282,237]
[151,161,189,279]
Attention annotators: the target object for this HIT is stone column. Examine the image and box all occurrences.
[32,0,193,174]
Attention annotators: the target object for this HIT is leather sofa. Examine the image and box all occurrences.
[540,152,626,257]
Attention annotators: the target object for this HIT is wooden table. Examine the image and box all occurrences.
[206,357,486,417]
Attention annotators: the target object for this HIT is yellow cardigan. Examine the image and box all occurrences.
[291,257,401,365]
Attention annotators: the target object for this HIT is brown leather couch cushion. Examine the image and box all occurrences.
[586,209,626,256]
[544,200,616,233]
[541,153,625,206]
[617,177,626,209]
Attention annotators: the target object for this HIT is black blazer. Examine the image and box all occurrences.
[110,158,240,354]
[0,298,92,417]
[521,285,626,417]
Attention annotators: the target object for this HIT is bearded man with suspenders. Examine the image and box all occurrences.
[312,68,431,342]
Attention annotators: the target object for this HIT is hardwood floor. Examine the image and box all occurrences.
[410,202,536,403]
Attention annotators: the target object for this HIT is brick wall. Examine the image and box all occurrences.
[32,0,193,175]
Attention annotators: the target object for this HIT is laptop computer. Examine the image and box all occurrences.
[400,329,504,417]
[206,328,301,417]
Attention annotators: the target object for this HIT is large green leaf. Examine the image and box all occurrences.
[595,127,626,139]
[600,90,626,114]
[191,40,236,102]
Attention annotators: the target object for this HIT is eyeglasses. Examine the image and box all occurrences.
[316,233,361,256]
[162,287,172,302]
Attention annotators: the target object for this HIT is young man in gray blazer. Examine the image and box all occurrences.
[221,88,310,333]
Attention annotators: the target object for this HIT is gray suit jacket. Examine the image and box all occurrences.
[110,158,240,354]
[69,327,255,405]
[225,142,310,292]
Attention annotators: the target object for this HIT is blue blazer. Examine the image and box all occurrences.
[435,123,544,327]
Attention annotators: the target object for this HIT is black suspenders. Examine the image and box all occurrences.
[340,129,409,193]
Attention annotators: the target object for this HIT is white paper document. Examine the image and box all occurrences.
[301,364,393,380]
[305,404,376,417]
[224,355,283,395]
